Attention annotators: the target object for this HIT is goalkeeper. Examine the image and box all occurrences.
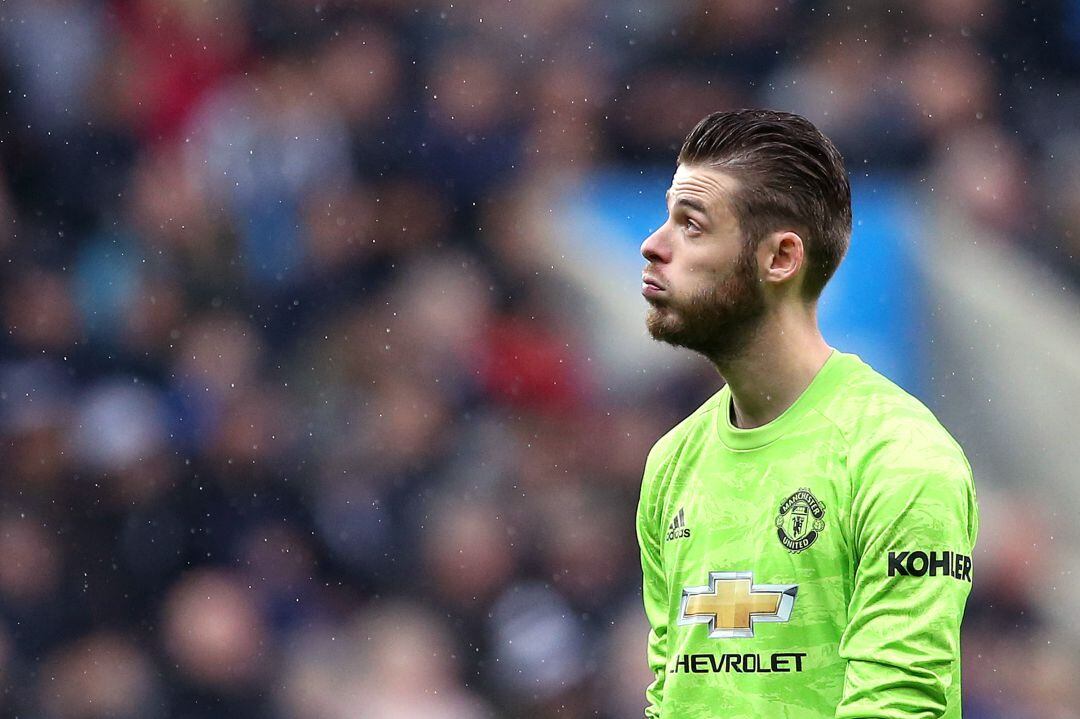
[637,109,978,718]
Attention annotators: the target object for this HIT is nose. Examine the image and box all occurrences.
[640,225,670,264]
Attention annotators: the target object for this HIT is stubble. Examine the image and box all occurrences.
[645,244,766,363]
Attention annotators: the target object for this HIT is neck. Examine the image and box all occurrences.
[711,305,832,429]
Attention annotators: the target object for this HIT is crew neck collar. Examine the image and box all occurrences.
[715,349,844,451]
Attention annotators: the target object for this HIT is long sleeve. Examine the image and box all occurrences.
[637,452,668,719]
[836,428,979,718]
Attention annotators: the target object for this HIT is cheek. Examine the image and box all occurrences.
[681,255,736,287]
[667,240,745,293]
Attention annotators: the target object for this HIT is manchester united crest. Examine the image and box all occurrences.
[775,488,826,553]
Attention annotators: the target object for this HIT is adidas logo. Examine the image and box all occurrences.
[666,507,691,541]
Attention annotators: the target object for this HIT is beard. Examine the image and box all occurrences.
[645,246,766,362]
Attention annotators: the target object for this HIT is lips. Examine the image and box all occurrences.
[642,273,665,291]
[642,272,666,301]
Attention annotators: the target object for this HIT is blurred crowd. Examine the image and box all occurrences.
[0,0,1078,717]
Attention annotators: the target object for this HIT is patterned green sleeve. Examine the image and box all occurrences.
[837,428,979,718]
[637,446,669,719]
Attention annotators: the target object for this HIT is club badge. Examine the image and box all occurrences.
[775,488,825,553]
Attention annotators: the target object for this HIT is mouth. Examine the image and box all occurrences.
[639,269,665,289]
[642,272,666,299]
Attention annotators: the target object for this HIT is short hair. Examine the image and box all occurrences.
[678,109,852,300]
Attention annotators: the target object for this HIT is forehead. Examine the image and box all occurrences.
[666,164,739,213]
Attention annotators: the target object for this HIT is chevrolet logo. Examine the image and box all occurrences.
[678,571,798,638]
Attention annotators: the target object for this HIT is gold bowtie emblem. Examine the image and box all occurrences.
[678,572,798,638]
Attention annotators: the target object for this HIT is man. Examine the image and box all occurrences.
[636,109,978,718]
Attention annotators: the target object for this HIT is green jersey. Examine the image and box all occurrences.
[637,350,978,719]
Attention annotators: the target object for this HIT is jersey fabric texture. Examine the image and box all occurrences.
[637,350,979,719]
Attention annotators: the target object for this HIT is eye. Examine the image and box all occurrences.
[683,217,702,235]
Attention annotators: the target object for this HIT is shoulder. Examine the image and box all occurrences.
[639,389,723,518]
[818,354,972,497]
[644,387,724,477]
[820,356,978,548]
[818,353,967,463]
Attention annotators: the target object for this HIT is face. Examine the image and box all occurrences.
[640,164,766,360]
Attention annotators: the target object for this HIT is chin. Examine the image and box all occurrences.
[645,306,685,344]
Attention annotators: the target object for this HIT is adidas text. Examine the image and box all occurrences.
[667,527,691,541]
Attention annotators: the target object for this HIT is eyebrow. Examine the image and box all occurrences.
[666,190,708,216]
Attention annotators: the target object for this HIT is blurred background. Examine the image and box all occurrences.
[0,0,1078,717]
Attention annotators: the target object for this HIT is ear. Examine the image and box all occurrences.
[758,231,805,287]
